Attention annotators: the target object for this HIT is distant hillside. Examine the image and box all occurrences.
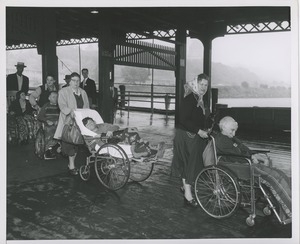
[185,58,263,87]
[7,47,290,92]
[115,58,268,88]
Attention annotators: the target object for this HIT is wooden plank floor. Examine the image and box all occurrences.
[6,112,293,241]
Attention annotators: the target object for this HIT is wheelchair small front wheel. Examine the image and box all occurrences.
[246,216,255,226]
[195,166,241,219]
[79,165,90,181]
[263,206,272,216]
[34,128,45,159]
[94,143,130,191]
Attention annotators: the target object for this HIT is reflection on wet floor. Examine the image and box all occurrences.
[115,110,175,128]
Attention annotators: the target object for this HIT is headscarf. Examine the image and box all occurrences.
[184,77,205,113]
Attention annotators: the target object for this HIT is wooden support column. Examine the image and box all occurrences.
[174,29,187,127]
[98,24,115,123]
[191,22,226,115]
[36,9,58,85]
[202,37,212,114]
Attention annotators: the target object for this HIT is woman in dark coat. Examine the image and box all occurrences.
[171,73,210,207]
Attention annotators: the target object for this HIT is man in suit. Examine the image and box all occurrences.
[80,68,97,108]
[7,62,29,94]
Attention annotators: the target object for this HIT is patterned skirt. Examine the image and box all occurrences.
[7,114,40,144]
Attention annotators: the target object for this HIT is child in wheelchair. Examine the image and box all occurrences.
[36,91,61,160]
[82,117,165,159]
[214,116,291,223]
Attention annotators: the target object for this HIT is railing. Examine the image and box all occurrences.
[26,84,176,118]
[115,82,176,117]
[118,90,176,118]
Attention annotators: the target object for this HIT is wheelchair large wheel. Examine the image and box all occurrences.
[129,159,154,182]
[94,143,130,191]
[34,128,45,159]
[195,166,241,219]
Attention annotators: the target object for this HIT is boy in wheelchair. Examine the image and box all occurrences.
[214,116,291,223]
[82,117,165,159]
[36,91,61,160]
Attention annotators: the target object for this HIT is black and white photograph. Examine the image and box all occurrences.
[2,0,299,244]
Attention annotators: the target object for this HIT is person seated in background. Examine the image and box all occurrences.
[8,90,37,144]
[37,91,61,160]
[214,116,292,223]
[29,74,58,112]
[82,117,165,159]
[61,75,71,88]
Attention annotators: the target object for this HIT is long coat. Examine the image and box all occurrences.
[7,73,29,94]
[54,86,89,139]
[80,78,97,105]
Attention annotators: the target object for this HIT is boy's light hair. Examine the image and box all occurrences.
[219,116,238,132]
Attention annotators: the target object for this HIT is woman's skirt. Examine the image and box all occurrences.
[171,128,207,184]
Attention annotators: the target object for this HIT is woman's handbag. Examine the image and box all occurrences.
[61,119,84,145]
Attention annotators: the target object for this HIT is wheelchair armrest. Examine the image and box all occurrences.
[218,153,251,159]
[249,148,270,154]
[217,154,253,167]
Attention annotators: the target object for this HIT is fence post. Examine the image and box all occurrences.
[151,83,154,115]
[119,85,126,117]
[127,91,130,118]
[164,93,171,117]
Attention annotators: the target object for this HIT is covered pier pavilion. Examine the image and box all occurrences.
[6,5,291,129]
[5,3,297,243]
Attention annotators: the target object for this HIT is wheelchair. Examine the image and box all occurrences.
[72,109,157,191]
[194,135,291,226]
[34,123,46,159]
[34,121,60,159]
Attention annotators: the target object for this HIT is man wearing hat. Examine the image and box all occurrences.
[62,74,71,88]
[7,62,29,94]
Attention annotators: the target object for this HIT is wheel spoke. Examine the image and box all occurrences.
[195,167,240,219]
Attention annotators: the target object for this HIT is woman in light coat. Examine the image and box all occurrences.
[54,72,90,175]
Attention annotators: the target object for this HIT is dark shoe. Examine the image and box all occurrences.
[44,149,56,160]
[51,143,61,153]
[180,186,185,193]
[69,168,78,176]
[183,197,199,208]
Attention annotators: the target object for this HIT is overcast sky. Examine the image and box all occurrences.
[187,31,291,85]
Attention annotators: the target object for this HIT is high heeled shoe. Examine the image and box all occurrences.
[183,197,199,208]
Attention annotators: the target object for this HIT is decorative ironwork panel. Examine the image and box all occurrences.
[6,43,37,50]
[114,40,176,71]
[227,21,290,34]
[126,29,176,41]
[57,37,99,46]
